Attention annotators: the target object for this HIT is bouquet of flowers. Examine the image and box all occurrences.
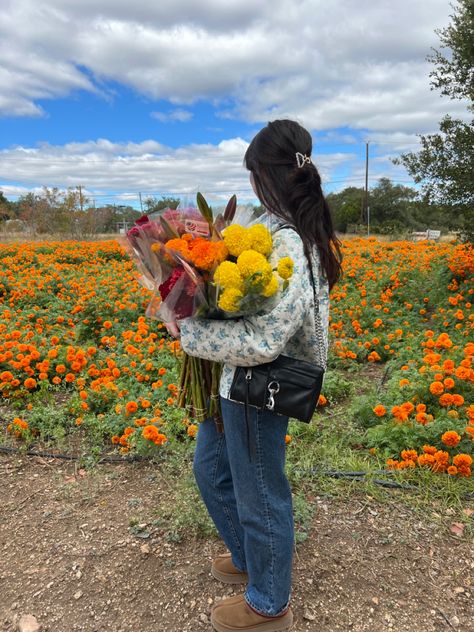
[124,194,294,423]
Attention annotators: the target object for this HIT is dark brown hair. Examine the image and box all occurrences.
[244,119,343,291]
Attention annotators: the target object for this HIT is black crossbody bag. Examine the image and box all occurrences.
[228,225,327,460]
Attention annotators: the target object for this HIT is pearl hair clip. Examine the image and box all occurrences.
[296,152,311,168]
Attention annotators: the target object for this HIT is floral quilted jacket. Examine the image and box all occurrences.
[178,214,330,399]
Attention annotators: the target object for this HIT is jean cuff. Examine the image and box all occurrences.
[244,593,291,618]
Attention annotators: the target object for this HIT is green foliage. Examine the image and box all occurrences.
[327,179,455,235]
[320,371,354,404]
[143,196,180,213]
[394,1,474,231]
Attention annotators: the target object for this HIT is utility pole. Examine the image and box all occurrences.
[139,192,143,212]
[364,141,369,225]
[359,141,370,231]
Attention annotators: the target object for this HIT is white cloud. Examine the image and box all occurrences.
[150,109,193,122]
[1,0,470,134]
[0,137,354,201]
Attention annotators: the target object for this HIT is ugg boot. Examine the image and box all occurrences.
[210,594,293,631]
[211,552,248,584]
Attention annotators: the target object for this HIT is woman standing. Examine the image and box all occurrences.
[173,119,343,632]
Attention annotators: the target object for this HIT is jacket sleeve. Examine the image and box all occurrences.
[178,229,313,366]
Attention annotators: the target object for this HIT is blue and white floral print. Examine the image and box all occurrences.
[179,214,330,399]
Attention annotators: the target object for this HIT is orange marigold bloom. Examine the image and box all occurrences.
[153,433,167,445]
[24,378,37,389]
[187,424,198,438]
[447,466,458,476]
[452,454,473,468]
[401,449,418,461]
[125,401,138,415]
[415,412,428,425]
[441,431,461,447]
[438,393,453,406]
[417,454,435,467]
[455,366,470,380]
[285,434,292,445]
[434,450,450,463]
[166,397,174,405]
[452,394,464,406]
[416,403,427,413]
[398,459,416,469]
[443,377,455,389]
[439,393,454,407]
[318,394,327,406]
[422,445,437,455]
[142,425,159,441]
[373,404,386,417]
[111,435,120,444]
[0,371,13,382]
[158,368,167,376]
[465,427,474,438]
[391,405,409,422]
[55,364,66,374]
[429,381,444,395]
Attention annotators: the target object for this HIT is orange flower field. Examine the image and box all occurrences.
[0,237,472,476]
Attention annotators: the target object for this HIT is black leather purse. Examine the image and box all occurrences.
[229,225,327,460]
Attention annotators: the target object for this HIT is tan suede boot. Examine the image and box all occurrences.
[211,552,248,584]
[210,594,293,631]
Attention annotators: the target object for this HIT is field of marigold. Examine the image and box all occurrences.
[0,237,472,477]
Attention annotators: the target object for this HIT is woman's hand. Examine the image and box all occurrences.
[164,321,181,339]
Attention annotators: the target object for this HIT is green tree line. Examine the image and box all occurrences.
[0,189,180,236]
[326,177,469,236]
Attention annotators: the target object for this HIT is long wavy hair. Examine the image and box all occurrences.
[244,119,343,291]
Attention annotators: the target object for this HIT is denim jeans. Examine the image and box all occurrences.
[193,396,294,617]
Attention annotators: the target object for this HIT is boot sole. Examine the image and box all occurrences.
[211,566,249,584]
[211,609,293,632]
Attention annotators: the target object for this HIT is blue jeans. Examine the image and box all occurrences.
[193,396,294,617]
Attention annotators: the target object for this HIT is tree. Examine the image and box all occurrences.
[394,1,474,239]
[326,187,364,233]
[0,191,14,221]
[143,196,180,213]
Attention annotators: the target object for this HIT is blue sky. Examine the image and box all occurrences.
[0,0,469,207]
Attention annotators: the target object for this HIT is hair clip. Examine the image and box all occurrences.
[296,152,311,168]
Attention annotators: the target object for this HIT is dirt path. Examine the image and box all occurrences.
[1,453,472,632]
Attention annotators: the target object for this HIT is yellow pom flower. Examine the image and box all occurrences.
[214,261,244,291]
[248,224,273,256]
[237,250,273,288]
[218,287,243,312]
[261,274,279,297]
[277,257,294,280]
[222,224,253,257]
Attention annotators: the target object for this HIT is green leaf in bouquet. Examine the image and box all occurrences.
[196,192,214,227]
[223,194,237,222]
[160,215,180,240]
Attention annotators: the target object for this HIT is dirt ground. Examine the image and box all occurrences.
[1,452,473,632]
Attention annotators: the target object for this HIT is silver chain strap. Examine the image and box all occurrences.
[310,256,328,370]
[276,224,327,371]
